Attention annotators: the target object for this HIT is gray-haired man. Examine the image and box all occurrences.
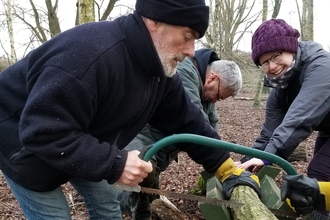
[120,48,243,219]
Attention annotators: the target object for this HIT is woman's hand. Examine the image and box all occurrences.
[237,158,265,172]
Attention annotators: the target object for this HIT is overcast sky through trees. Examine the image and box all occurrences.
[1,0,329,58]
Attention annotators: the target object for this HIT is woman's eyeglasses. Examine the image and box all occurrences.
[259,52,283,70]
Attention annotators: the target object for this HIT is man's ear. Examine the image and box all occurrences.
[143,17,160,32]
[209,73,220,82]
[205,74,216,84]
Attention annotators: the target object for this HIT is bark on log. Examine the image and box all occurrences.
[151,198,189,220]
[288,144,308,162]
[230,185,278,220]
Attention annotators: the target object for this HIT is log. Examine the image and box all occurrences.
[230,185,278,220]
[151,197,189,220]
[288,144,308,162]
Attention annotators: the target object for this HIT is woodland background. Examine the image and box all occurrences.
[0,53,315,219]
[0,0,322,219]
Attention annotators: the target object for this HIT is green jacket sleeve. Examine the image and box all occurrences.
[177,58,219,130]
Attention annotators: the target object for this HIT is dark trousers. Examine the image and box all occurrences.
[118,168,160,220]
[308,136,330,218]
[308,137,330,181]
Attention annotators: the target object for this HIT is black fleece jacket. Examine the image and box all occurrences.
[0,12,229,191]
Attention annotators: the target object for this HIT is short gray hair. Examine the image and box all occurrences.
[207,60,242,97]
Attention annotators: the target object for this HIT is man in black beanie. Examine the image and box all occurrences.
[0,0,260,219]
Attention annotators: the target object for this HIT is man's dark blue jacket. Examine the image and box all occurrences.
[0,12,229,191]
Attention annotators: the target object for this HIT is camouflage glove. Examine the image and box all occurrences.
[215,158,261,199]
[281,174,330,214]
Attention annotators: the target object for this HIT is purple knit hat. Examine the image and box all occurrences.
[251,19,300,65]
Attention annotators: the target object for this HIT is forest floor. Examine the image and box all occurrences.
[0,63,315,220]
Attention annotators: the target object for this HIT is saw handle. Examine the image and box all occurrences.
[142,134,297,175]
[112,145,153,192]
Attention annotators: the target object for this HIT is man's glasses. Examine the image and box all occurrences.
[205,77,222,103]
[260,52,283,70]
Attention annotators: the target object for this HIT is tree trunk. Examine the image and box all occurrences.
[77,0,95,24]
[230,186,278,220]
[302,0,314,41]
[45,0,61,37]
[28,0,48,43]
[262,0,268,20]
[7,0,17,64]
[253,70,264,107]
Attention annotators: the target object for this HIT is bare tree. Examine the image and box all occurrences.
[77,0,94,24]
[253,0,268,107]
[204,0,260,58]
[13,0,51,43]
[271,0,282,18]
[6,0,17,64]
[262,0,268,20]
[2,0,132,61]
[45,0,61,37]
[0,0,18,64]
[295,0,314,41]
[98,0,119,21]
[301,0,313,40]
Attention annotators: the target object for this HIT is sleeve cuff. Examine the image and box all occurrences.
[262,159,272,165]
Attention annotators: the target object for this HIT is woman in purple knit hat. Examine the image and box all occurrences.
[237,18,330,217]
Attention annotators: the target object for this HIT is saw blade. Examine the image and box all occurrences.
[141,187,243,208]
[141,187,300,219]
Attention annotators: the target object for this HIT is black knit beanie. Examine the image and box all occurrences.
[251,18,300,65]
[135,0,209,38]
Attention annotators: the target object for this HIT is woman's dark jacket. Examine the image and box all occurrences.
[253,41,330,159]
[0,13,229,192]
